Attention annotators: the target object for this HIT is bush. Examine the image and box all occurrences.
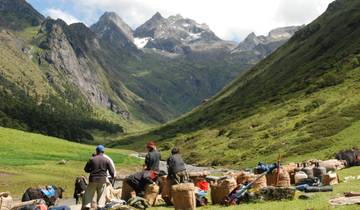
[306,72,343,94]
[287,108,301,117]
[317,72,344,89]
[304,100,324,112]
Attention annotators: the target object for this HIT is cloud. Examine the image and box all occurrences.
[44,8,80,24]
[35,0,334,41]
[274,0,334,25]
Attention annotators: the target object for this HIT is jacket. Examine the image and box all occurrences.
[84,154,115,182]
[167,154,186,175]
[145,149,161,171]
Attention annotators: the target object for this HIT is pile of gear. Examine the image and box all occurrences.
[78,146,360,209]
[118,144,210,210]
[0,191,69,210]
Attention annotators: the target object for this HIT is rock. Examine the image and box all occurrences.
[58,159,68,165]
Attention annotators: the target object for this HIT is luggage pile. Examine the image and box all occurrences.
[291,160,341,192]
[0,192,70,210]
[115,156,349,209]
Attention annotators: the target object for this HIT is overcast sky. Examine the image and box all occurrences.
[27,0,334,42]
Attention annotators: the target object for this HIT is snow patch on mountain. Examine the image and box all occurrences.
[134,37,151,48]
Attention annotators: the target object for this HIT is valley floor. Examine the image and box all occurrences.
[0,127,142,198]
[1,127,360,210]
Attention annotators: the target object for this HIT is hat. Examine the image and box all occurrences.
[146,141,156,149]
[96,145,105,153]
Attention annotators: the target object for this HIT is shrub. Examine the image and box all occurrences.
[287,108,301,117]
[304,99,324,112]
[294,120,308,130]
[317,72,344,89]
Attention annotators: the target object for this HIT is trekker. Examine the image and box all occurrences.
[125,170,158,195]
[167,147,189,184]
[83,145,115,209]
[144,141,161,172]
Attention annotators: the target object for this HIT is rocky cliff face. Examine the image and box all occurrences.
[38,19,111,108]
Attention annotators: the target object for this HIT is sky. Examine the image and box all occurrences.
[26,0,334,42]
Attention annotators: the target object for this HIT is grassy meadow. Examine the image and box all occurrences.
[150,167,360,210]
[0,127,142,199]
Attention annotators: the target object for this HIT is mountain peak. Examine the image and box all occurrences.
[246,32,257,40]
[234,26,301,53]
[97,11,130,30]
[134,12,221,53]
[134,12,165,38]
[91,11,134,41]
[152,12,164,20]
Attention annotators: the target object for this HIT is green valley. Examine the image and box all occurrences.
[115,0,360,168]
[0,0,299,145]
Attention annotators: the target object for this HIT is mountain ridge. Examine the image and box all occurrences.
[0,0,301,144]
[114,0,360,167]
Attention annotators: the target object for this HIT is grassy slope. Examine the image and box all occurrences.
[0,127,142,198]
[113,0,360,167]
[0,28,51,97]
[152,167,360,210]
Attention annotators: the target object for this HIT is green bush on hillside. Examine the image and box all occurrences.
[304,99,324,112]
[317,72,344,88]
[306,72,344,94]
